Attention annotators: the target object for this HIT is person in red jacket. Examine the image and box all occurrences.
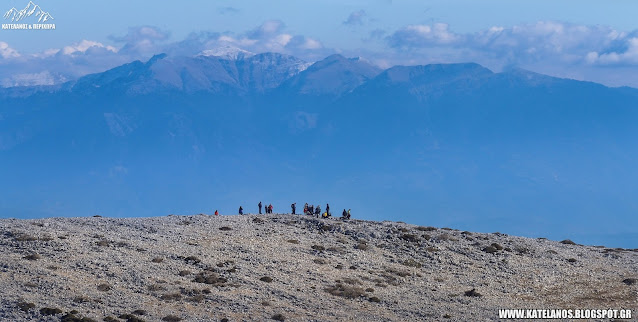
[214,210,219,216]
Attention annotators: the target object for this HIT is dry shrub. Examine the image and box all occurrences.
[287,239,299,244]
[14,232,38,242]
[311,245,325,251]
[417,226,437,231]
[160,293,182,301]
[355,242,369,250]
[97,283,111,292]
[147,284,166,292]
[483,246,498,254]
[313,258,327,265]
[193,272,227,286]
[560,239,576,245]
[400,234,419,243]
[162,315,182,322]
[368,296,381,303]
[402,259,422,268]
[219,226,232,231]
[23,253,40,261]
[96,240,110,247]
[260,276,273,283]
[325,283,366,299]
[622,278,636,285]
[178,270,191,277]
[152,257,164,263]
[17,301,35,312]
[271,313,286,321]
[464,288,482,297]
[341,277,361,285]
[40,307,63,315]
[184,256,201,264]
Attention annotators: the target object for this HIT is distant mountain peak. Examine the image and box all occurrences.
[198,45,255,60]
[146,53,168,66]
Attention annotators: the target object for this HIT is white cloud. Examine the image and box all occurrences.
[388,23,460,47]
[0,42,20,59]
[62,40,117,55]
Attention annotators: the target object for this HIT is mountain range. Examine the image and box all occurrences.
[1,52,637,248]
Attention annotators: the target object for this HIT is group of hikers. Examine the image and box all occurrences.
[231,202,351,219]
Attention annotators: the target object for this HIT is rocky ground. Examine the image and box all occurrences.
[0,214,636,321]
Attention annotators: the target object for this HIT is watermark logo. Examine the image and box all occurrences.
[2,1,55,30]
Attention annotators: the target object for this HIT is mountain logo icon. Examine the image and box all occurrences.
[3,1,54,23]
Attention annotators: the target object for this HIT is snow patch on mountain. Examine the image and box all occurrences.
[198,45,255,60]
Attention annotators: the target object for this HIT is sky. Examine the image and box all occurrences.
[2,0,638,87]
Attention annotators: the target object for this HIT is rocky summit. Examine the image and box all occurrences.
[0,214,636,321]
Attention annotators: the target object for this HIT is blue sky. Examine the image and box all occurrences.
[2,0,638,87]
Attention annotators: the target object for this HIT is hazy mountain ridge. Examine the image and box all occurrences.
[2,53,638,248]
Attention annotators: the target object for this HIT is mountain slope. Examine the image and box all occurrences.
[277,54,382,97]
[0,215,636,321]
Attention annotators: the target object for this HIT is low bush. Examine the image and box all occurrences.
[325,283,366,299]
[271,313,286,321]
[260,276,273,283]
[23,253,41,261]
[464,288,482,297]
[560,239,576,245]
[97,283,111,292]
[402,259,422,268]
[17,301,35,312]
[193,272,226,286]
[40,307,63,315]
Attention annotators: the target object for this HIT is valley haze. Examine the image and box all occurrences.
[1,51,638,249]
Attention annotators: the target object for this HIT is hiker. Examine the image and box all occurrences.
[268,204,273,214]
[308,204,314,215]
[304,203,308,215]
[315,205,321,218]
[239,206,243,215]
[342,209,347,219]
[326,203,330,216]
[291,203,296,215]
[347,209,351,219]
[215,210,219,216]
[258,201,262,214]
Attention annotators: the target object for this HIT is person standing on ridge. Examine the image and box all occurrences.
[268,204,273,214]
[342,209,347,219]
[291,203,296,215]
[347,209,351,219]
[304,203,308,215]
[326,203,330,216]
[214,210,219,216]
[315,205,321,218]
[239,206,243,215]
[258,201,262,214]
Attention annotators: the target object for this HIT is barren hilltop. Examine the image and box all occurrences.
[0,214,636,321]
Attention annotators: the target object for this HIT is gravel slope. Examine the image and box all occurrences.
[0,214,636,321]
